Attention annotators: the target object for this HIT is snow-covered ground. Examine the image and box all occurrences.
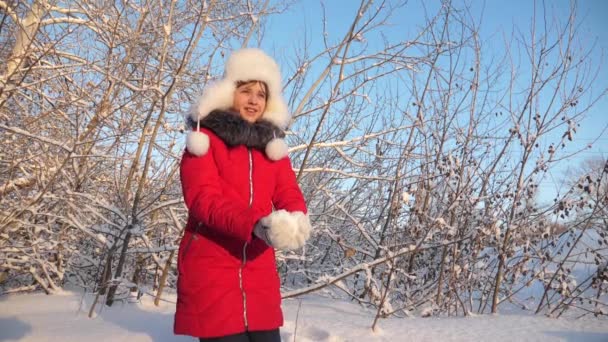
[1,290,607,342]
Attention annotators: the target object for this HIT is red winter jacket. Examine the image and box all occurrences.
[174,112,307,338]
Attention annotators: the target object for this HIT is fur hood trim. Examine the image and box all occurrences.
[188,48,290,129]
[186,110,288,161]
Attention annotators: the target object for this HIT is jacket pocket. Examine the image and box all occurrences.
[181,232,198,261]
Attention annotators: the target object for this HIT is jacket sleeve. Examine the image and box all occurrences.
[272,157,307,213]
[180,130,263,243]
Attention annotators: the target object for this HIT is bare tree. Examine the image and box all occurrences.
[279,0,607,322]
[1,0,605,324]
[0,0,288,303]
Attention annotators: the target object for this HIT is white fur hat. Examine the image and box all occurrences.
[186,48,290,160]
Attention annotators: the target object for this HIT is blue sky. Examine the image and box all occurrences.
[264,0,608,204]
[472,0,608,201]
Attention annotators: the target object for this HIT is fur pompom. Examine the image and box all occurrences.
[259,210,301,251]
[265,138,288,161]
[186,130,210,156]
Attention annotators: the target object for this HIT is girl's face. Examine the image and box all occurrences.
[232,81,267,123]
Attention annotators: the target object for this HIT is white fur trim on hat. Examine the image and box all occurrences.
[189,80,235,124]
[186,130,209,156]
[188,48,291,129]
[265,138,288,161]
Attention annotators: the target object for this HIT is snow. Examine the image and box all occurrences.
[1,291,607,342]
[401,191,410,204]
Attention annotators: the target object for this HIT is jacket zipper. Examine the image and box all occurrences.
[239,149,254,329]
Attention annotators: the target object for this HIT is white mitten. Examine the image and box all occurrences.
[292,211,312,247]
[254,210,310,251]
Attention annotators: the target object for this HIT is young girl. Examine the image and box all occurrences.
[174,48,311,342]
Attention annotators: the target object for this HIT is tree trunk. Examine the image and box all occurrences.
[154,250,175,306]
[106,230,132,306]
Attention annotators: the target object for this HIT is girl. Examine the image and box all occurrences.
[174,48,311,342]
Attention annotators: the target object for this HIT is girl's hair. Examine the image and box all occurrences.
[235,80,269,100]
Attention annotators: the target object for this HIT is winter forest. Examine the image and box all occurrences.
[1,0,607,329]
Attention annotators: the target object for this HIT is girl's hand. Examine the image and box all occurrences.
[254,210,311,250]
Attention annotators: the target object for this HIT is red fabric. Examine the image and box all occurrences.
[174,128,307,338]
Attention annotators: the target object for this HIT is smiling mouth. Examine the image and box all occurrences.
[244,107,258,115]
